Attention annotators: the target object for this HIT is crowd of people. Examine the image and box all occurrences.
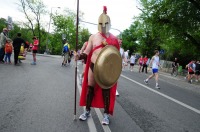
[185,60,200,83]
[0,28,39,66]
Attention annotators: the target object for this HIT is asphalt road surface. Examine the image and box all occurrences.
[0,54,199,132]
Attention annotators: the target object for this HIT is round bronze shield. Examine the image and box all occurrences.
[94,45,122,89]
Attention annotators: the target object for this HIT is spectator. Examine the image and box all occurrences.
[31,36,39,65]
[0,28,8,63]
[13,33,26,66]
[195,60,200,82]
[142,55,148,73]
[29,43,33,51]
[24,41,29,56]
[171,57,179,75]
[4,38,13,64]
[138,56,143,72]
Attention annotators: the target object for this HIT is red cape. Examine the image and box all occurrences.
[80,33,120,115]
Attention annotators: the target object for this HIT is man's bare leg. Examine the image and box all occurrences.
[79,64,95,121]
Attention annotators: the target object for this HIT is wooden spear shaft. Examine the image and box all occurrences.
[74,0,79,120]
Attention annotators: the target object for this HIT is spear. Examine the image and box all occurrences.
[74,0,79,120]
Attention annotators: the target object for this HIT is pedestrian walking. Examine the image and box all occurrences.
[144,50,161,89]
[31,36,39,65]
[61,39,70,66]
[12,33,26,66]
[4,38,13,64]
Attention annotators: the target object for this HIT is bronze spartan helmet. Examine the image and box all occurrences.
[98,6,111,33]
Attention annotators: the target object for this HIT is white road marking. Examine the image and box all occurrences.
[77,76,97,132]
[121,74,200,114]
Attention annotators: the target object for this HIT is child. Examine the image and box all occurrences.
[4,38,13,64]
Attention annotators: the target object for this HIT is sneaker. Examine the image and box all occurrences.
[155,85,160,89]
[31,62,36,65]
[79,111,90,121]
[144,80,148,84]
[188,80,192,84]
[102,113,110,125]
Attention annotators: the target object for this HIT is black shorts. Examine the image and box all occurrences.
[32,50,37,53]
[189,72,194,75]
[130,63,135,66]
[195,71,200,75]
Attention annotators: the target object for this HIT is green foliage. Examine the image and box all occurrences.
[123,0,200,66]
[50,9,90,54]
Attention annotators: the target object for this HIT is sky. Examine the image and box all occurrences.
[0,0,141,35]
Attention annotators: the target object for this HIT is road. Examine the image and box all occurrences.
[0,54,200,132]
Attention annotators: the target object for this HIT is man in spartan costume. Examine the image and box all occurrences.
[75,6,120,125]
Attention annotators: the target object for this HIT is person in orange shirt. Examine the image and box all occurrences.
[4,38,13,64]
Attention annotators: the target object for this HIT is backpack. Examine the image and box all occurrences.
[63,44,69,53]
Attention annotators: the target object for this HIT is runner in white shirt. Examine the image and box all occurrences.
[123,50,129,70]
[144,50,161,89]
[129,54,136,71]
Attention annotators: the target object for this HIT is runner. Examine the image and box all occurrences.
[144,50,161,89]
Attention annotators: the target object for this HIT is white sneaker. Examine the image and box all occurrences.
[155,85,160,89]
[144,80,148,84]
[79,111,91,121]
[102,113,110,125]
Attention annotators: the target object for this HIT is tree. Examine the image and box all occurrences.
[18,0,47,52]
[130,0,200,66]
[50,9,90,54]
